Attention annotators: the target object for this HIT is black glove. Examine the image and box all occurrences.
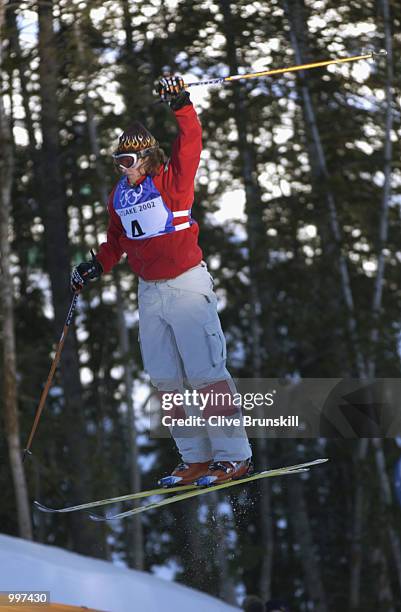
[157,75,191,111]
[70,252,103,293]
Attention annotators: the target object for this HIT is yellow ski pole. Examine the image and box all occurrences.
[184,50,387,89]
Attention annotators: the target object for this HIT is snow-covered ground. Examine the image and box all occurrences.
[0,534,239,612]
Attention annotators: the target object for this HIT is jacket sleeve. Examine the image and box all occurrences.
[161,103,202,197]
[96,191,124,273]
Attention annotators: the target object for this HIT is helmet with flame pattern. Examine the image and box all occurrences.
[114,122,159,155]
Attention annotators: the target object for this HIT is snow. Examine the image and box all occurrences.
[0,534,239,612]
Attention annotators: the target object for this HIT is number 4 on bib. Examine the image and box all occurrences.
[131,220,145,237]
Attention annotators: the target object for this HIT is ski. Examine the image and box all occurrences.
[33,482,198,515]
[89,458,329,522]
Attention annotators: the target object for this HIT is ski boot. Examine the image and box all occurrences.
[158,461,211,487]
[195,458,253,486]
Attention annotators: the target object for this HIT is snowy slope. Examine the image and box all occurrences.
[0,534,239,612]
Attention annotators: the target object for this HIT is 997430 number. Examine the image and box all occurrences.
[0,592,50,606]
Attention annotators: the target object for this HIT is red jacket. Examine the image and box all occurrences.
[96,104,203,280]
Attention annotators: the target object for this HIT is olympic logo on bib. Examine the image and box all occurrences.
[119,183,143,208]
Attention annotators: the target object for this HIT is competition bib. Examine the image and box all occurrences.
[113,176,173,240]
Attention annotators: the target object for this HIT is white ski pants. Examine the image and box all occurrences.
[138,262,251,462]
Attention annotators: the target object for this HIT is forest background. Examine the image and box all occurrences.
[0,0,400,610]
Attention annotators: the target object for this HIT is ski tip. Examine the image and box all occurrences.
[89,512,121,522]
[33,501,55,513]
[89,513,104,522]
[288,458,329,470]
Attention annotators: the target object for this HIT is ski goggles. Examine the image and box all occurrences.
[112,147,157,169]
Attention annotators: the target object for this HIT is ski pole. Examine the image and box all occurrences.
[183,50,387,89]
[23,292,79,462]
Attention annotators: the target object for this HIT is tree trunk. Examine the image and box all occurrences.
[283,1,400,607]
[367,0,394,379]
[282,0,366,380]
[115,275,144,570]
[288,476,328,612]
[208,492,237,605]
[37,0,99,556]
[349,438,368,610]
[71,12,145,567]
[0,0,33,540]
[218,0,268,376]
[364,0,401,601]
[218,0,274,599]
[255,440,274,602]
[372,545,395,612]
[281,3,377,609]
[365,8,401,589]
[6,5,39,155]
[372,438,401,591]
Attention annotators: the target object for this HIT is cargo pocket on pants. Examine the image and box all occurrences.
[204,322,227,367]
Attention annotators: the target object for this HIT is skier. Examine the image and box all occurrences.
[70,75,252,486]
